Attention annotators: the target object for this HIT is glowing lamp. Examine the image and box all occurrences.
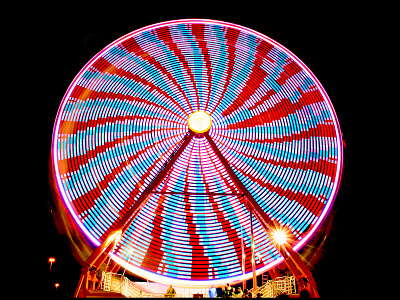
[188,111,212,133]
[48,257,56,271]
[272,230,288,245]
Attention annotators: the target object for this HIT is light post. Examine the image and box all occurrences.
[249,209,257,297]
[48,257,56,272]
[241,225,246,291]
[122,249,134,277]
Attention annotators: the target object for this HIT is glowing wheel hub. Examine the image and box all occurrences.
[188,111,212,133]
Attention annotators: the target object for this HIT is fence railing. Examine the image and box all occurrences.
[101,272,295,298]
[100,271,144,297]
[150,293,182,298]
[100,272,185,297]
[249,276,296,298]
[257,279,274,298]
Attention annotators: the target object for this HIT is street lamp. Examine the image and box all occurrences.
[55,283,60,290]
[272,229,288,245]
[48,257,56,272]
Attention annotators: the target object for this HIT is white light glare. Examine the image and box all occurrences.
[188,111,212,133]
[272,230,288,245]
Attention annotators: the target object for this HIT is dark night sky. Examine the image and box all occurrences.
[15,4,376,298]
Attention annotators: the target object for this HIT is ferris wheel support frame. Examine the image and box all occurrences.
[74,129,319,297]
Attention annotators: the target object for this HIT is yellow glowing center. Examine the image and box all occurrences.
[188,111,212,133]
[272,230,287,245]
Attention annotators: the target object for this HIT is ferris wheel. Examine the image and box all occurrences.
[51,19,343,297]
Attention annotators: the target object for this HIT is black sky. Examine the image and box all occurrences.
[16,4,374,298]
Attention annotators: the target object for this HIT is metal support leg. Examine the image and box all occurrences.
[249,207,257,296]
[268,267,280,279]
[285,245,319,297]
[74,265,89,298]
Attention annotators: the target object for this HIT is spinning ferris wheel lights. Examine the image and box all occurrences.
[49,19,343,298]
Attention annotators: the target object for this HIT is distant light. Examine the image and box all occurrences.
[272,230,288,245]
[55,283,60,289]
[48,257,56,272]
[188,111,212,133]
